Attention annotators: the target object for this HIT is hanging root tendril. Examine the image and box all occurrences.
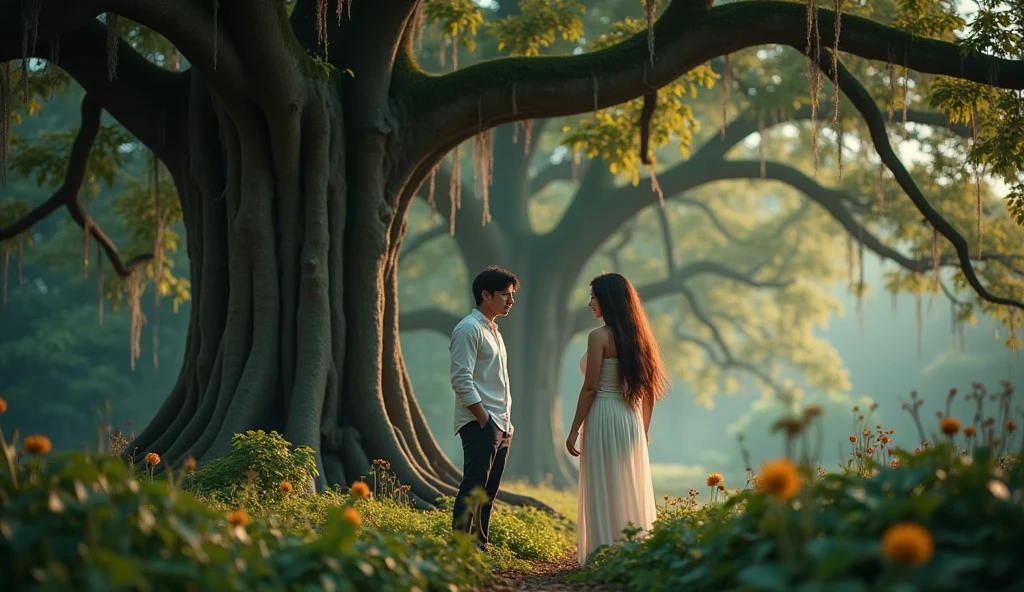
[720,55,730,140]
[639,92,657,165]
[645,0,657,66]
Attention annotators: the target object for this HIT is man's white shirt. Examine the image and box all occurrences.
[450,308,513,436]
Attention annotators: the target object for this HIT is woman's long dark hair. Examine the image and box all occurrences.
[591,272,672,408]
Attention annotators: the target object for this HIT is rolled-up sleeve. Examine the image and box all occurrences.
[450,324,482,407]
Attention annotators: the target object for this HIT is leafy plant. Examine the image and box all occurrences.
[576,381,1024,591]
[184,429,318,504]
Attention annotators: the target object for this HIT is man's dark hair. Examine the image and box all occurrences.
[472,266,520,305]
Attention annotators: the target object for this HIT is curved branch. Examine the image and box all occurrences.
[1,18,185,162]
[0,95,150,275]
[401,223,447,259]
[821,50,1024,313]
[571,259,791,334]
[691,106,971,163]
[1,1,246,107]
[404,0,1024,159]
[399,308,461,337]
[673,330,786,395]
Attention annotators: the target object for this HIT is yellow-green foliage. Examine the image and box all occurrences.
[184,429,319,508]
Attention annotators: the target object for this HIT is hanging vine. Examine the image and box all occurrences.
[448,145,462,236]
[857,231,865,334]
[21,0,42,103]
[931,224,940,293]
[644,0,657,66]
[886,54,896,122]
[831,0,842,123]
[106,13,119,80]
[522,119,533,156]
[316,0,329,56]
[427,165,437,209]
[805,0,822,172]
[127,270,145,371]
[971,108,983,258]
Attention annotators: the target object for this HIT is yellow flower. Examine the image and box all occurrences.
[939,417,960,436]
[0,396,7,414]
[350,481,371,499]
[226,510,250,527]
[757,459,802,501]
[706,472,723,487]
[24,435,52,456]
[145,452,161,466]
[343,507,361,527]
[183,456,197,475]
[280,481,293,493]
[881,523,934,566]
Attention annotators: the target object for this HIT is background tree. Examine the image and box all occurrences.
[1,0,1022,506]
[397,0,1024,485]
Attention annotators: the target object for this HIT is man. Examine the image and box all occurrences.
[450,265,519,550]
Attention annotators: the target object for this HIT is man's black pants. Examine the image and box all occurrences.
[452,417,512,547]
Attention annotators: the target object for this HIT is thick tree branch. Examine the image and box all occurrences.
[571,259,791,334]
[673,330,786,395]
[0,0,246,105]
[0,95,151,276]
[401,223,448,259]
[1,19,185,163]
[691,106,971,163]
[399,308,462,337]
[403,0,1024,160]
[820,50,1024,313]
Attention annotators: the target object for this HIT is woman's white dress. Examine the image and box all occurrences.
[576,356,658,565]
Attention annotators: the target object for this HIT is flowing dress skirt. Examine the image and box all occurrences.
[577,392,657,565]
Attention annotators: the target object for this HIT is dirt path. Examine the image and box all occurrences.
[485,556,623,592]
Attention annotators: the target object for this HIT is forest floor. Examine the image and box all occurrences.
[485,555,623,592]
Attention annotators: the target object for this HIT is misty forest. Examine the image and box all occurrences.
[1,0,1023,589]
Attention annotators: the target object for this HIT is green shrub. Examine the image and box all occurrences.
[0,450,488,591]
[185,430,318,506]
[577,382,1024,591]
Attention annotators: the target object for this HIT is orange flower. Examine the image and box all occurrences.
[706,472,724,487]
[24,435,52,456]
[866,447,875,454]
[757,459,802,501]
[964,426,977,437]
[226,510,250,527]
[0,396,7,414]
[881,435,891,444]
[280,481,293,493]
[145,452,161,466]
[350,481,371,499]
[939,417,960,436]
[849,435,857,443]
[881,523,934,566]
[1007,420,1017,432]
[183,456,197,475]
[343,507,361,527]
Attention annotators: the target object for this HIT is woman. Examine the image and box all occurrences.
[565,272,671,566]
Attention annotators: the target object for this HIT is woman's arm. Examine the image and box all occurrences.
[642,392,654,443]
[566,329,606,456]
